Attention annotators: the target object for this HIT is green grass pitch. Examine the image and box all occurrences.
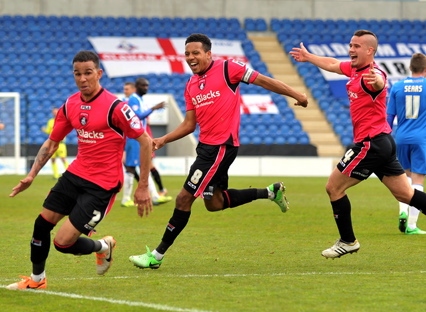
[1,174,425,311]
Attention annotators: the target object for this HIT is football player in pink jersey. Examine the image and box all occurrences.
[7,51,153,290]
[129,33,308,269]
[291,30,426,259]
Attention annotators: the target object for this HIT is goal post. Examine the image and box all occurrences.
[0,92,21,174]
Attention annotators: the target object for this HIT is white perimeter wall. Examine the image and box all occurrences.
[0,0,424,21]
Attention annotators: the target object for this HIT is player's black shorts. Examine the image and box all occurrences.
[337,133,404,180]
[43,171,119,236]
[183,142,238,199]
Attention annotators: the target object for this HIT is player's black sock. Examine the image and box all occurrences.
[54,237,99,255]
[331,195,356,243]
[156,208,191,254]
[222,188,267,209]
[409,189,426,213]
[151,167,164,191]
[31,215,56,275]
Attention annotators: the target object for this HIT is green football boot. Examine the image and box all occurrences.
[129,246,163,269]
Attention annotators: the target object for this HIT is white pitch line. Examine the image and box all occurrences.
[56,270,426,280]
[2,270,426,285]
[0,286,213,312]
[2,271,426,311]
[0,271,426,312]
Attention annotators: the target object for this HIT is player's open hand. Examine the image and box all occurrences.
[134,187,152,217]
[289,42,309,62]
[10,176,34,197]
[362,62,377,85]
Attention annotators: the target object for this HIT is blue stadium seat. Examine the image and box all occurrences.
[263,136,274,145]
[252,136,262,144]
[228,18,241,31]
[286,135,298,144]
[270,18,282,32]
[240,135,251,145]
[268,124,279,133]
[290,123,303,132]
[298,133,310,144]
[243,123,255,133]
[274,136,286,144]
[256,123,267,134]
[244,18,256,31]
[341,135,353,146]
[255,18,267,31]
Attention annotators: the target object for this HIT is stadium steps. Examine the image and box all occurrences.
[248,33,344,157]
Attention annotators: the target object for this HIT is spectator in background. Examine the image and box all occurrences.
[290,30,426,259]
[128,33,308,270]
[121,77,172,207]
[387,52,426,235]
[6,50,153,290]
[121,81,138,207]
[122,81,135,102]
[41,107,69,179]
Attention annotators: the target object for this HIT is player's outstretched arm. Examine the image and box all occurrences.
[152,101,166,110]
[290,42,342,74]
[153,110,196,151]
[10,139,59,197]
[253,74,308,107]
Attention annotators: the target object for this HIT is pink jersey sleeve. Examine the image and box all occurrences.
[339,61,352,77]
[227,59,259,84]
[50,106,73,142]
[112,102,145,139]
[185,79,194,112]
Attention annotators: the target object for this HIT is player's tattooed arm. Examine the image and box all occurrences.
[28,139,60,178]
[10,139,59,197]
[33,146,54,173]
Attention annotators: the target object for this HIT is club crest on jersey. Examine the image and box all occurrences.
[199,79,206,90]
[80,113,88,126]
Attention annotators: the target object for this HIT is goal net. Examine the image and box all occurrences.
[0,92,20,174]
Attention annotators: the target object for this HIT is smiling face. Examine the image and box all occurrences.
[348,33,377,69]
[73,61,102,101]
[185,41,212,75]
